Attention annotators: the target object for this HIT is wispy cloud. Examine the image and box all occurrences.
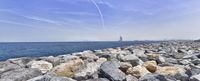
[0,20,35,28]
[24,16,63,26]
[54,11,97,16]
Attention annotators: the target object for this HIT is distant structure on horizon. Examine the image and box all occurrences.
[119,36,123,42]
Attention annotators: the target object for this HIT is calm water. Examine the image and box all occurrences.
[0,41,155,61]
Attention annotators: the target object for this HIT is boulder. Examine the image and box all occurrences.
[39,56,62,66]
[74,61,104,80]
[74,50,98,60]
[117,54,143,66]
[132,49,146,58]
[156,56,166,64]
[100,61,126,81]
[7,57,33,67]
[27,75,76,81]
[52,59,84,77]
[126,65,150,78]
[139,73,173,81]
[183,53,200,59]
[146,53,159,60]
[86,78,110,81]
[156,66,186,76]
[27,60,53,73]
[142,61,158,73]
[0,68,42,81]
[119,62,132,73]
[190,74,200,81]
[0,62,21,74]
[126,75,138,81]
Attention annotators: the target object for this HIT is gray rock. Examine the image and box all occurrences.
[191,59,200,65]
[27,75,76,81]
[190,74,200,81]
[39,56,62,66]
[0,68,42,81]
[27,60,53,73]
[139,73,173,81]
[7,57,33,67]
[86,78,110,81]
[0,62,21,74]
[75,50,99,60]
[126,75,138,81]
[100,61,126,81]
[132,49,146,58]
[117,54,143,66]
[177,49,187,53]
[183,53,200,59]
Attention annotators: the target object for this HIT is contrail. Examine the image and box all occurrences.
[89,0,105,30]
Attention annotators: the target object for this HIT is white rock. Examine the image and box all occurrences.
[28,60,53,73]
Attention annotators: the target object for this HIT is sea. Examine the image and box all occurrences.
[0,41,155,61]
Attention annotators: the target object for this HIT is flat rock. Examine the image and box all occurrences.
[27,75,76,81]
[139,73,173,81]
[117,54,143,66]
[100,61,126,81]
[0,68,42,81]
[190,74,200,81]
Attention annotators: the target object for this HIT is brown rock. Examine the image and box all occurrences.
[126,65,150,78]
[156,66,186,75]
[142,61,157,73]
[52,59,84,77]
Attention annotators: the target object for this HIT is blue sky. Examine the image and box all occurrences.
[0,0,200,42]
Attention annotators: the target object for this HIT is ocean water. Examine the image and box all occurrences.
[0,41,155,61]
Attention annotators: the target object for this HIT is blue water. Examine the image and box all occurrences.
[0,41,155,61]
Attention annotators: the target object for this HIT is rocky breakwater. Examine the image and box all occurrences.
[1,41,200,81]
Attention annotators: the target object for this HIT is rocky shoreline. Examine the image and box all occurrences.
[1,41,200,81]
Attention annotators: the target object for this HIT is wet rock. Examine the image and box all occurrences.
[0,68,42,81]
[100,61,126,81]
[126,65,150,78]
[27,60,53,73]
[52,59,84,77]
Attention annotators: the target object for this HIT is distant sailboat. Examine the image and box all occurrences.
[119,36,123,42]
